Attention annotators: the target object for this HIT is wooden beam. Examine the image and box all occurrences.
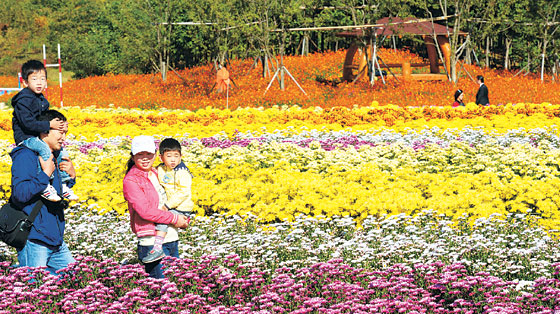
[269,14,459,32]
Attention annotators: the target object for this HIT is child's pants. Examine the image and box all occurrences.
[21,137,71,184]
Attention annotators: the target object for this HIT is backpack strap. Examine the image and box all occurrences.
[26,199,44,222]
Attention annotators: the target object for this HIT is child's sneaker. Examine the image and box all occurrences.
[42,184,61,202]
[62,184,79,201]
[142,249,165,264]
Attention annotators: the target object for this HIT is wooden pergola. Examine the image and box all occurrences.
[337,17,468,82]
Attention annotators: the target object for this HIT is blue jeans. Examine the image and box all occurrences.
[137,240,179,279]
[17,240,75,276]
[21,137,71,184]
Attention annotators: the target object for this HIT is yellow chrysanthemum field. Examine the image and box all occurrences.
[1,104,559,231]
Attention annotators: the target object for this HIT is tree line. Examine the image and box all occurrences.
[1,0,559,80]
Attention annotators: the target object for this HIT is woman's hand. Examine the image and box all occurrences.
[173,215,190,228]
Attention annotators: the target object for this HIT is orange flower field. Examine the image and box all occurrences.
[1,49,559,109]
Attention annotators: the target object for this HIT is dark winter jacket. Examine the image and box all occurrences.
[9,146,75,247]
[11,88,51,144]
[475,84,489,106]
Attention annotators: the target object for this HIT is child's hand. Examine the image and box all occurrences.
[50,118,65,130]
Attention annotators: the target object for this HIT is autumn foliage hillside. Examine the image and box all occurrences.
[1,49,559,109]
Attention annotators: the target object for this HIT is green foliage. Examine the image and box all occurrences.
[0,0,49,74]
[46,0,154,78]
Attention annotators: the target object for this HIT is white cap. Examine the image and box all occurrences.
[131,135,156,155]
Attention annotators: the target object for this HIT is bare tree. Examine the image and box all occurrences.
[427,0,479,83]
[534,2,560,81]
[144,0,183,81]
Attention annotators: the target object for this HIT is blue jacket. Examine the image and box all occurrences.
[11,88,51,144]
[9,146,75,247]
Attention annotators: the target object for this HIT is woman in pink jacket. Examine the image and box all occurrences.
[122,135,189,278]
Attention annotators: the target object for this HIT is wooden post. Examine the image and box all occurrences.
[57,43,63,107]
[42,44,48,99]
[263,53,270,78]
[402,62,411,80]
[553,59,557,82]
[370,36,376,85]
[376,58,385,85]
[437,35,451,77]
[465,35,472,65]
[280,31,286,90]
[541,53,546,82]
[280,52,285,90]
[504,38,512,70]
[424,36,439,74]
[472,49,480,66]
[485,37,490,68]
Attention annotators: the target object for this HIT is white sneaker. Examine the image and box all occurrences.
[62,184,79,201]
[42,184,61,202]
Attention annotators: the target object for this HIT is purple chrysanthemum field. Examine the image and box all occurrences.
[0,256,559,313]
[1,208,559,313]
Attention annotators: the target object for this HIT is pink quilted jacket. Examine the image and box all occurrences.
[123,165,178,237]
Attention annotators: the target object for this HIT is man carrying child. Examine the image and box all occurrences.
[10,110,76,275]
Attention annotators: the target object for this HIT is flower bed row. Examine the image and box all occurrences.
[2,208,556,281]
[2,125,560,228]
[1,257,558,313]
[2,49,560,109]
[2,105,560,141]
[1,209,556,282]
[0,210,559,313]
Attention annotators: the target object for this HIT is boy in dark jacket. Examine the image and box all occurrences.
[11,60,78,201]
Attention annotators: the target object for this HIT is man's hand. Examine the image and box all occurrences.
[59,156,76,179]
[39,155,55,177]
[173,215,190,229]
[49,118,65,131]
